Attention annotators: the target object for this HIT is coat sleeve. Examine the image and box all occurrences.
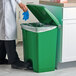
[15,0,22,4]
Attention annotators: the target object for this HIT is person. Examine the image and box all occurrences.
[0,0,28,70]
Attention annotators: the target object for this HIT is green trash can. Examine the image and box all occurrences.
[21,4,61,73]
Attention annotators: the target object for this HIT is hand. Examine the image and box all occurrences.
[19,3,28,12]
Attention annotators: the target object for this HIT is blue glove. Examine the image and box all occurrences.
[22,11,29,21]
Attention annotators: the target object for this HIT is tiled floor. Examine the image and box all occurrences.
[0,43,76,76]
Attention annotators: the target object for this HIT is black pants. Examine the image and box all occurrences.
[0,40,20,64]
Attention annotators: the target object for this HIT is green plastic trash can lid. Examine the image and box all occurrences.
[27,4,60,26]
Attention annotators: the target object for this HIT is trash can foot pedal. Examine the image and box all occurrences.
[25,61,33,70]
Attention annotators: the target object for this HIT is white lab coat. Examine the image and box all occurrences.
[0,0,21,40]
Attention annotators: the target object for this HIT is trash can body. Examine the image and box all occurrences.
[22,24,57,72]
[21,4,61,73]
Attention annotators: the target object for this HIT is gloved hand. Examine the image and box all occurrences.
[22,11,29,21]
